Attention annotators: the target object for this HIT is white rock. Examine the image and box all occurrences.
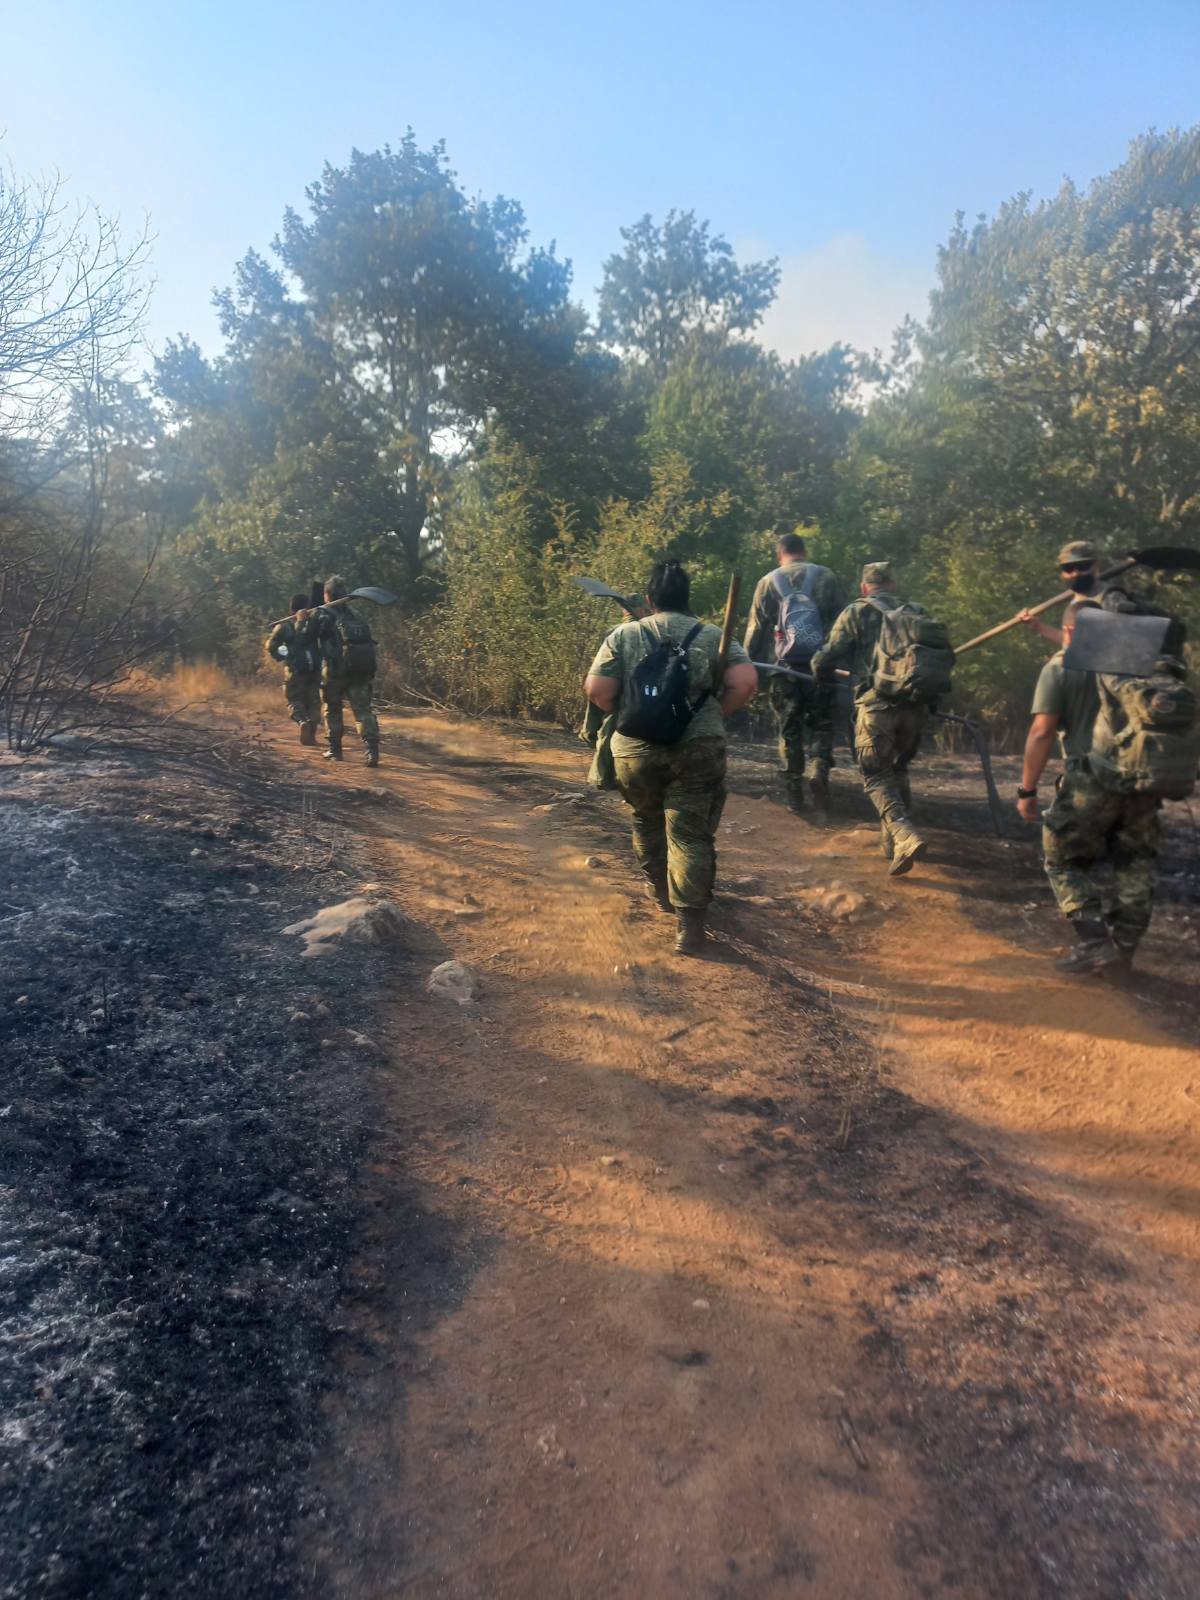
[282,897,407,958]
[426,960,478,1006]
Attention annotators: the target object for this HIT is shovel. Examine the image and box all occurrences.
[570,575,644,613]
[266,586,398,629]
[954,545,1200,656]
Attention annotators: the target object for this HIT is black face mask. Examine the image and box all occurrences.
[1064,571,1096,594]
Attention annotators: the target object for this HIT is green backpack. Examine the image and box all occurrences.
[868,599,955,706]
[1091,665,1198,801]
[330,609,378,678]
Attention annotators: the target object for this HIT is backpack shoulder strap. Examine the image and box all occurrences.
[769,567,793,602]
[798,563,819,600]
[864,595,893,616]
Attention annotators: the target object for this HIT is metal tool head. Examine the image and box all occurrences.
[349,586,398,606]
[571,575,642,610]
[1128,544,1200,573]
[1062,607,1170,676]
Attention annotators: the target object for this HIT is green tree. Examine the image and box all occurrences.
[599,212,779,376]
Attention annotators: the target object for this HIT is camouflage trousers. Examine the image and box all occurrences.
[322,675,379,743]
[284,672,322,728]
[1042,765,1160,947]
[769,674,835,793]
[854,696,925,840]
[613,736,727,911]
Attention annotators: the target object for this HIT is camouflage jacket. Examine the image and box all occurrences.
[810,591,904,696]
[743,561,847,665]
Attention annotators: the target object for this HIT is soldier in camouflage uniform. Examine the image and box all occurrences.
[266,594,323,746]
[1020,539,1130,646]
[314,575,381,767]
[810,562,929,876]
[585,562,758,955]
[1018,600,1161,974]
[743,530,846,816]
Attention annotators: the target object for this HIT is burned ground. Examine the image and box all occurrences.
[0,732,406,1600]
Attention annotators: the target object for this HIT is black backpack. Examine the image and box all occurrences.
[616,621,709,744]
[329,609,377,677]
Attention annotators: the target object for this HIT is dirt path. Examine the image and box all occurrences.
[262,710,1200,1599]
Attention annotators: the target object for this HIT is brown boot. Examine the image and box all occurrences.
[674,909,707,956]
[299,722,317,747]
[888,826,927,877]
[364,739,380,768]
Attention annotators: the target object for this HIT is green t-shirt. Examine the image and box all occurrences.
[588,611,750,756]
[1031,653,1099,761]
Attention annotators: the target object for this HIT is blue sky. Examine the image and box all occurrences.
[4,0,1198,364]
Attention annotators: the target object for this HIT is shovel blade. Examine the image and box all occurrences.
[571,575,640,608]
[1062,608,1170,676]
[350,586,399,606]
[1129,544,1200,572]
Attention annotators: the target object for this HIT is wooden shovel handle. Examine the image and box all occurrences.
[716,573,742,678]
[954,555,1138,657]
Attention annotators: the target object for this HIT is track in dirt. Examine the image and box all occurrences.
[275,707,1200,1600]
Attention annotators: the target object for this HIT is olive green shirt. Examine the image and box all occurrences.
[589,611,750,757]
[810,591,903,695]
[1030,653,1100,762]
[743,561,847,664]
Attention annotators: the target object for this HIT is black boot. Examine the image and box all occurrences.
[1056,919,1121,973]
[808,769,831,820]
[364,738,380,768]
[674,909,707,956]
[324,735,343,762]
[299,721,317,747]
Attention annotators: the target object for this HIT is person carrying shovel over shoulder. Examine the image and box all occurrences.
[811,561,954,876]
[1019,539,1129,646]
[584,561,758,956]
[1018,597,1197,973]
[266,593,323,747]
[309,575,382,767]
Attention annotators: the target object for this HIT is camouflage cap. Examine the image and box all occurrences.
[862,561,894,587]
[1056,539,1099,567]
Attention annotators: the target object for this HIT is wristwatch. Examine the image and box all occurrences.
[1016,786,1037,800]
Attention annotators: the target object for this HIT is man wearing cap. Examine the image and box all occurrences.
[743,529,846,817]
[1021,541,1109,645]
[1016,599,1161,973]
[811,561,929,875]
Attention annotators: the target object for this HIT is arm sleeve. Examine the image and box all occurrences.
[742,576,775,661]
[1030,661,1065,719]
[587,628,624,679]
[724,637,751,666]
[811,605,856,673]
